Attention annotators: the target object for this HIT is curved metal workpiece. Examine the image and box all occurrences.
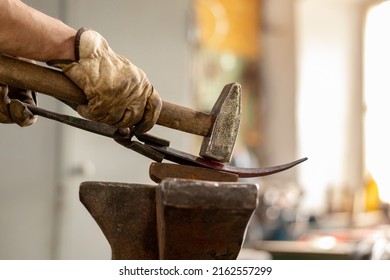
[148,144,308,178]
[196,157,308,178]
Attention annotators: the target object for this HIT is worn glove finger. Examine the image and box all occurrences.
[0,84,37,127]
[77,103,128,125]
[0,84,12,123]
[7,86,37,127]
[9,99,37,127]
[133,87,162,134]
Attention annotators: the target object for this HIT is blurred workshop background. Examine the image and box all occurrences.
[1,0,390,260]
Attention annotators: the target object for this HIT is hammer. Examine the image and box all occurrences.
[0,55,240,163]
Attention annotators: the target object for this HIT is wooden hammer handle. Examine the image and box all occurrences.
[0,55,212,136]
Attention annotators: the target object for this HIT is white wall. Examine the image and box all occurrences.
[260,0,298,182]
[0,0,63,260]
[295,0,371,214]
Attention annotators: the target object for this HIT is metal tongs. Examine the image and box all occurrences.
[26,104,307,178]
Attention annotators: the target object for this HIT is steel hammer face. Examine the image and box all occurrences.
[200,83,242,162]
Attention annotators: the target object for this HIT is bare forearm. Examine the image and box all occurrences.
[0,0,76,61]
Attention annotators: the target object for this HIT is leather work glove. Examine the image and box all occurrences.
[0,83,37,127]
[49,28,162,134]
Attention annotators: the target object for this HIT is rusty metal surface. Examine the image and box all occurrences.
[79,181,159,260]
[149,162,239,183]
[156,179,259,260]
[80,179,259,260]
[200,83,241,162]
[150,144,308,178]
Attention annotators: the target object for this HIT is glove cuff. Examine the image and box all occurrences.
[74,27,90,61]
[47,28,108,69]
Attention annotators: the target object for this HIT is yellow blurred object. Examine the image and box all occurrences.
[364,173,381,211]
[194,0,261,59]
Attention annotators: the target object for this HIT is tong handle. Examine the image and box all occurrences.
[26,104,117,138]
[27,104,167,162]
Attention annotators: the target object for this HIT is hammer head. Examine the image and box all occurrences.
[200,83,242,162]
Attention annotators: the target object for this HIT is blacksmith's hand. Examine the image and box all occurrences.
[49,28,162,134]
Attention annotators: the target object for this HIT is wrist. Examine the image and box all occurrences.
[0,0,77,62]
[47,25,77,62]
